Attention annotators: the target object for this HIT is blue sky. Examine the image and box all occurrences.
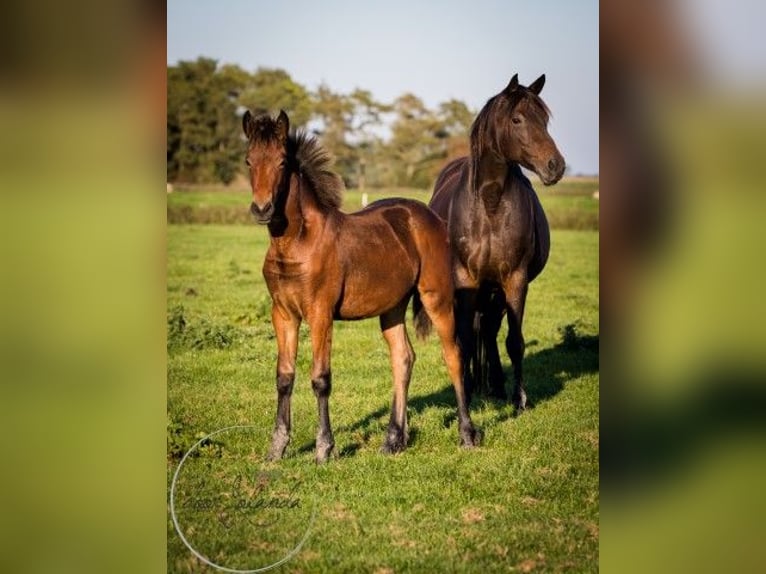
[168,0,599,175]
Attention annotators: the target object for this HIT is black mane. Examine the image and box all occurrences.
[290,132,344,211]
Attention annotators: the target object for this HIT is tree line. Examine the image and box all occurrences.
[167,57,475,189]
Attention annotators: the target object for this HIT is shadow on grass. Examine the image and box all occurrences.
[521,323,599,407]
[294,324,599,457]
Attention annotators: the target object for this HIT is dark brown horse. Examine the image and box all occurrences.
[425,74,565,408]
[242,109,478,463]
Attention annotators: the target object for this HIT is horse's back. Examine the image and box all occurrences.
[340,198,448,268]
[353,197,445,234]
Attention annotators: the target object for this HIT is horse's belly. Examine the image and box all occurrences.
[334,266,414,320]
[455,233,532,287]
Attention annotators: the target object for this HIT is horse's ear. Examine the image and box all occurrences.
[242,110,254,138]
[276,109,290,144]
[529,74,546,95]
[505,73,519,93]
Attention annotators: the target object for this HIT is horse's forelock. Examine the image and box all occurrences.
[248,116,281,144]
[517,92,551,125]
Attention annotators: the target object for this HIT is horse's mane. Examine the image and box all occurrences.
[469,88,550,192]
[246,115,344,211]
[289,132,344,211]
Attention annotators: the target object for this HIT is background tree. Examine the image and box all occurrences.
[167,59,477,189]
[437,99,474,161]
[312,86,391,188]
[239,68,313,128]
[167,58,244,184]
[311,84,356,185]
[386,93,446,188]
[346,89,390,189]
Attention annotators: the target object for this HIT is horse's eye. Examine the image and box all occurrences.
[512,116,522,125]
[245,158,251,167]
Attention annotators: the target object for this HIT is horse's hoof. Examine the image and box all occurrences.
[460,426,482,448]
[315,441,335,464]
[315,449,334,464]
[267,450,283,462]
[381,425,407,455]
[512,390,528,411]
[267,441,289,461]
[268,429,290,461]
[381,439,406,455]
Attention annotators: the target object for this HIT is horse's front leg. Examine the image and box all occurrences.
[502,270,529,411]
[308,312,335,463]
[268,307,300,461]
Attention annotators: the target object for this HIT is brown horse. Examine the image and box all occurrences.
[425,74,565,408]
[242,109,478,463]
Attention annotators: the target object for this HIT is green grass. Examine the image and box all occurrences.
[167,219,598,572]
[167,178,599,229]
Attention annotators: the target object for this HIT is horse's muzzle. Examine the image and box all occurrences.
[541,155,566,186]
[250,201,274,224]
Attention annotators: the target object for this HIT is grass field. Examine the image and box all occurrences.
[167,180,599,572]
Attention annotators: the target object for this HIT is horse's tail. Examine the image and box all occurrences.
[412,291,433,340]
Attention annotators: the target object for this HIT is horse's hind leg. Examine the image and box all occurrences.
[478,287,507,400]
[503,271,529,411]
[380,301,415,454]
[268,308,300,461]
[455,287,478,403]
[419,285,479,447]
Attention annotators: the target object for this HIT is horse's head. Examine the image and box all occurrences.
[487,74,565,186]
[242,109,290,223]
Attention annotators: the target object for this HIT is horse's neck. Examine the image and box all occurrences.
[473,152,509,212]
[269,173,326,243]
